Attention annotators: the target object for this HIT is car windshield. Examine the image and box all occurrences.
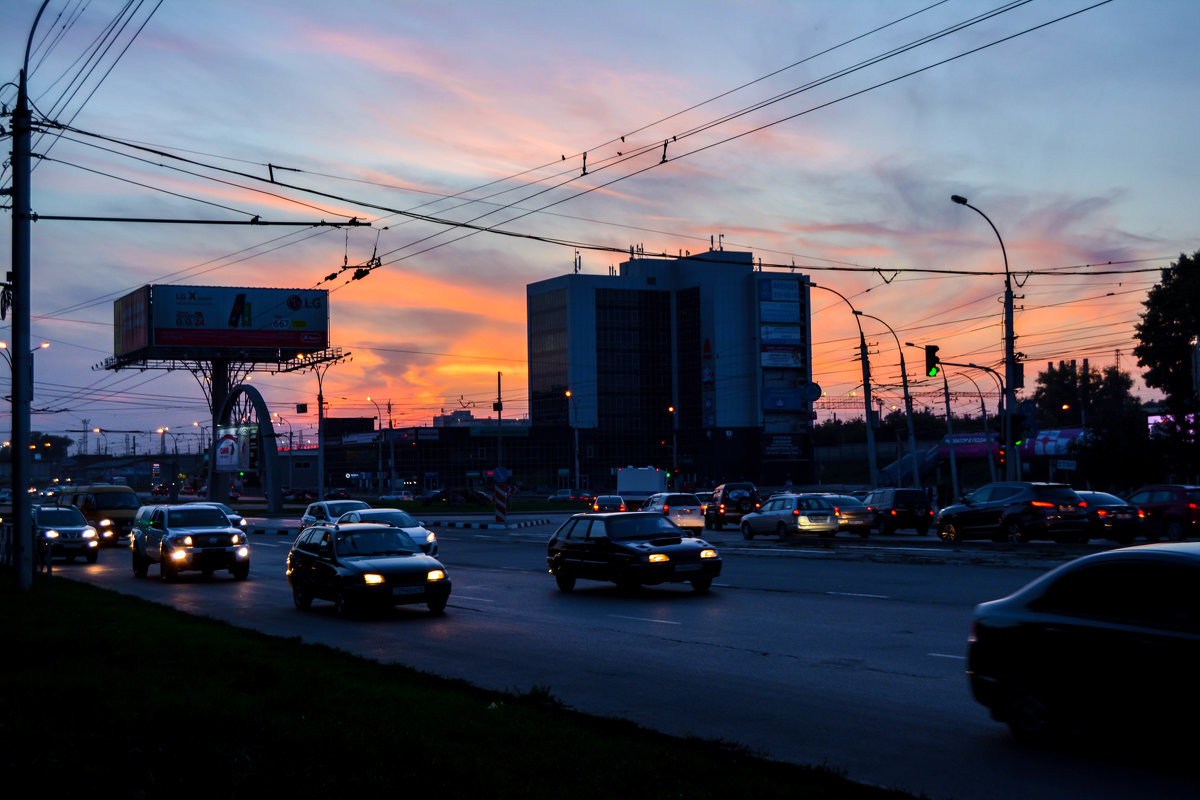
[326,501,369,517]
[798,497,834,511]
[827,496,867,509]
[35,508,86,526]
[1082,492,1123,505]
[607,515,681,541]
[335,529,418,556]
[665,494,700,506]
[94,492,140,510]
[357,510,419,528]
[168,507,230,528]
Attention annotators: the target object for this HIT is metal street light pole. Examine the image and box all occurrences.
[271,414,293,490]
[952,194,1016,480]
[810,282,877,489]
[855,312,920,489]
[367,396,383,495]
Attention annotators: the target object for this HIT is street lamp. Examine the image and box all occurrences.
[91,427,109,455]
[367,396,383,495]
[952,194,1017,479]
[854,312,919,489]
[565,390,579,495]
[157,427,181,501]
[809,282,878,488]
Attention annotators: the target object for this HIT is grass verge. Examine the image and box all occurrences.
[1,572,916,799]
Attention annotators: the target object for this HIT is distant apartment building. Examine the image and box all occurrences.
[526,249,816,490]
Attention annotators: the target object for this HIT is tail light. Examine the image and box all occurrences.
[889,509,897,516]
[1030,500,1055,508]
[1096,509,1108,517]
[662,505,669,515]
[1138,509,1146,519]
[619,503,626,512]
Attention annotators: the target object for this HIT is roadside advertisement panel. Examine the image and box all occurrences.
[152,286,328,350]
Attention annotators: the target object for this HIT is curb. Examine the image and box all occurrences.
[431,518,551,530]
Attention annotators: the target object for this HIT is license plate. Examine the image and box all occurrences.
[676,563,701,572]
[392,585,424,595]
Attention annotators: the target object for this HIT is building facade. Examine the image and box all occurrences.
[527,249,816,491]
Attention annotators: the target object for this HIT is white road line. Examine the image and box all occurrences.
[826,591,890,599]
[451,595,494,602]
[609,615,681,625]
[929,653,967,660]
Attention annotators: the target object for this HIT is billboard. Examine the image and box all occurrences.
[113,285,329,362]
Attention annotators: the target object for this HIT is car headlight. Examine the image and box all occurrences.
[700,549,718,559]
[82,527,97,539]
[170,549,187,561]
[426,569,446,582]
[44,529,60,539]
[648,553,670,563]
[236,547,249,559]
[238,518,248,527]
[364,573,385,585]
[424,530,437,544]
[98,518,113,527]
[231,533,246,545]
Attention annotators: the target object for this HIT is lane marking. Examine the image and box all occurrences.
[826,591,890,599]
[451,595,494,602]
[929,653,967,660]
[609,615,681,625]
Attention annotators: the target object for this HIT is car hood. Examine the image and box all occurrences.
[618,536,711,552]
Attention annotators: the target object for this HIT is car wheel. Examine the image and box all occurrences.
[1005,683,1055,745]
[132,550,148,578]
[427,596,447,614]
[230,563,249,581]
[704,516,713,530]
[1004,518,1026,543]
[160,557,176,582]
[691,576,712,593]
[741,522,755,540]
[938,522,959,543]
[292,582,312,610]
[776,522,790,539]
[554,572,576,592]
[85,550,98,564]
[1165,518,1185,541]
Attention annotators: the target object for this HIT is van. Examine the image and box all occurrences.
[56,483,142,547]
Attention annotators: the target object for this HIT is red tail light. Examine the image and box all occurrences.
[1078,500,1087,508]
[1096,509,1108,517]
[890,509,897,516]
[1138,509,1146,519]
[662,505,669,515]
[1030,500,1055,508]
[619,503,626,512]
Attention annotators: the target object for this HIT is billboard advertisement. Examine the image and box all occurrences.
[113,285,329,362]
[214,425,255,473]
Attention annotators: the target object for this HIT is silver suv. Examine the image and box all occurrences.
[131,503,250,581]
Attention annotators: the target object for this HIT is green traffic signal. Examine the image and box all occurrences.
[924,345,941,377]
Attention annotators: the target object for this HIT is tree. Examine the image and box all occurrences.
[1134,250,1200,477]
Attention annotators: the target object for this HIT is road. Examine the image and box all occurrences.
[62,517,1199,800]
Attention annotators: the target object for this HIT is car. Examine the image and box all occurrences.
[819,493,874,538]
[286,523,451,615]
[589,495,627,513]
[967,542,1200,743]
[639,493,704,530]
[301,500,371,528]
[336,507,439,555]
[282,487,317,502]
[187,500,247,529]
[0,488,13,504]
[1124,484,1200,541]
[704,482,761,530]
[861,487,934,535]
[936,482,1088,543]
[32,504,99,563]
[379,491,415,503]
[324,488,352,500]
[129,503,250,581]
[1074,490,1145,545]
[55,483,142,547]
[547,489,587,503]
[546,511,721,593]
[739,493,839,539]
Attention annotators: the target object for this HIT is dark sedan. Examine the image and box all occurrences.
[1075,490,1145,544]
[546,512,721,593]
[968,542,1200,743]
[287,523,451,615]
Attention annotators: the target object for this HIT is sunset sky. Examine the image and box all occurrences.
[2,0,1197,453]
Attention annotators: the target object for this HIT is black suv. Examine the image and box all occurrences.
[131,503,250,580]
[936,482,1088,543]
[862,487,934,535]
[704,482,761,530]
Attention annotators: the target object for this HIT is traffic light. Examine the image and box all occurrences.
[924,345,941,377]
[998,445,1007,468]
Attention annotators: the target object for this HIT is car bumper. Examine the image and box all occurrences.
[622,560,722,585]
[168,547,249,572]
[345,580,452,607]
[49,539,99,557]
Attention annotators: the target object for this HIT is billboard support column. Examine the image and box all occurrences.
[208,359,229,501]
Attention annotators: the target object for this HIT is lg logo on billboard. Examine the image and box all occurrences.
[287,294,323,311]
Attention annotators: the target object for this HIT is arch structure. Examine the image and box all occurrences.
[216,382,283,514]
